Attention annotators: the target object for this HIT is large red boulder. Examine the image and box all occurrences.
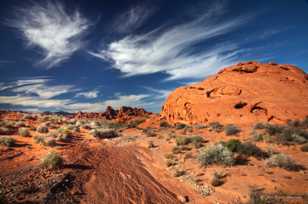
[161,62,308,124]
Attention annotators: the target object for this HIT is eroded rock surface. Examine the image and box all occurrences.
[161,61,308,124]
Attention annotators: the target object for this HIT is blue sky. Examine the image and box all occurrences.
[0,0,307,112]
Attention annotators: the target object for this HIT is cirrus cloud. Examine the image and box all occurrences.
[9,1,90,68]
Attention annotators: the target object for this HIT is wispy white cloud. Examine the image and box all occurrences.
[0,94,149,112]
[90,2,251,80]
[0,78,150,112]
[0,78,75,99]
[10,1,90,68]
[75,90,99,99]
[113,5,154,33]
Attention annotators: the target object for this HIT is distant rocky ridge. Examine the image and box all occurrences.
[0,106,151,121]
[161,61,308,124]
[74,106,151,121]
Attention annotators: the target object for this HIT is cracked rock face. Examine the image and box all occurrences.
[161,61,308,124]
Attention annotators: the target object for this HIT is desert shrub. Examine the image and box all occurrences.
[300,143,308,152]
[0,137,16,147]
[266,153,301,171]
[34,135,46,144]
[172,145,191,154]
[44,138,57,147]
[288,117,308,129]
[176,136,191,146]
[224,124,241,136]
[222,139,267,159]
[23,114,34,120]
[128,118,145,128]
[90,121,100,129]
[174,169,186,177]
[175,135,205,148]
[66,124,80,132]
[15,121,25,127]
[47,130,59,138]
[252,122,308,145]
[190,136,205,148]
[41,152,63,169]
[0,126,15,135]
[36,124,49,133]
[160,120,171,128]
[143,128,156,137]
[175,123,187,129]
[245,189,284,204]
[108,122,127,129]
[198,144,235,166]
[91,128,118,139]
[166,159,177,167]
[211,172,225,187]
[208,122,224,133]
[148,141,155,148]
[18,127,30,137]
[253,122,266,129]
[194,124,207,129]
[34,135,56,146]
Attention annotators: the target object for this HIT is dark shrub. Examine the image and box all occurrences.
[175,123,187,129]
[222,139,267,159]
[0,137,16,147]
[266,153,303,171]
[224,124,241,136]
[208,122,224,133]
[128,118,145,128]
[160,120,171,128]
[300,143,308,152]
[41,152,63,169]
[198,144,234,166]
[176,136,191,146]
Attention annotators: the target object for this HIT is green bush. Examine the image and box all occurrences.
[198,144,235,166]
[160,120,171,128]
[190,136,205,148]
[175,123,187,129]
[128,118,145,128]
[174,169,186,177]
[91,129,118,139]
[175,135,204,148]
[222,139,267,159]
[18,127,31,137]
[34,135,46,144]
[251,122,308,145]
[143,128,156,137]
[36,124,49,133]
[176,136,191,146]
[41,152,63,169]
[0,137,16,147]
[266,153,300,171]
[208,122,224,133]
[34,135,56,146]
[224,124,241,136]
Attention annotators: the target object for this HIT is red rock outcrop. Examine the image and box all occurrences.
[74,106,151,121]
[161,62,308,124]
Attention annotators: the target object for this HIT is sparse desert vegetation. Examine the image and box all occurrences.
[41,152,64,169]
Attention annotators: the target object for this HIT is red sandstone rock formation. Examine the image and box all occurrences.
[74,106,150,120]
[161,61,308,124]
